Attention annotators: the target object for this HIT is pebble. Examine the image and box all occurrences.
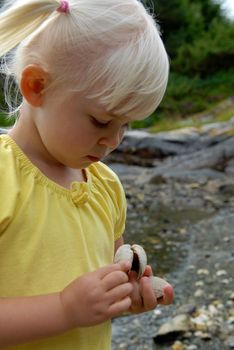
[216,269,227,276]
[208,305,219,315]
[153,309,162,317]
[195,281,204,287]
[227,301,234,307]
[194,289,204,297]
[221,278,230,284]
[186,345,198,350]
[171,341,185,350]
[183,331,193,338]
[197,269,209,275]
[179,228,187,235]
[194,331,212,340]
[200,332,212,340]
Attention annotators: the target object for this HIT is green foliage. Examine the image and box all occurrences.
[161,68,234,116]
[131,68,234,129]
[149,98,234,133]
[148,0,224,58]
[138,0,234,129]
[173,19,234,76]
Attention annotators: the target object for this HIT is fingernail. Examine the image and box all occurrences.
[122,261,131,271]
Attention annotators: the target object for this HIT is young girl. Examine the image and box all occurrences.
[0,0,174,348]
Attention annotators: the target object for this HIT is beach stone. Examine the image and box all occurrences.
[153,314,191,343]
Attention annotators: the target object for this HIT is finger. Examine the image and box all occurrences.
[97,261,131,279]
[108,296,132,317]
[102,270,129,291]
[142,265,153,277]
[128,271,142,307]
[140,276,157,310]
[118,260,132,273]
[106,282,133,304]
[158,284,174,305]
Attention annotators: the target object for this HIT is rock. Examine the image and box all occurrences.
[148,137,234,182]
[150,169,227,185]
[153,314,191,344]
[106,121,234,172]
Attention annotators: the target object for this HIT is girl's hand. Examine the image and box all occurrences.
[60,262,133,328]
[128,265,174,314]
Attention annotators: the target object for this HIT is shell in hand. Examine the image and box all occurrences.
[114,243,147,279]
[114,243,169,300]
[150,276,169,299]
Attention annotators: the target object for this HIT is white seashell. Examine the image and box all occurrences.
[150,276,169,300]
[131,244,147,279]
[114,244,147,279]
[114,244,169,300]
[114,244,133,266]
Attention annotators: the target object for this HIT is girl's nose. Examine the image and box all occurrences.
[98,129,124,149]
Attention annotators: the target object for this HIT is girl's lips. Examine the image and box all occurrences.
[87,155,101,162]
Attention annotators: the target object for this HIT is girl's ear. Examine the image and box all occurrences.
[20,65,49,107]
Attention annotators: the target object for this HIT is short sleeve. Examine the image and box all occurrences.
[89,162,127,241]
[113,174,127,241]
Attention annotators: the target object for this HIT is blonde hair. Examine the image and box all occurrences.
[0,0,169,119]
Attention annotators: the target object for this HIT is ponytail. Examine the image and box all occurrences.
[0,0,61,57]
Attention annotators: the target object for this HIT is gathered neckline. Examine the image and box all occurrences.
[1,134,94,206]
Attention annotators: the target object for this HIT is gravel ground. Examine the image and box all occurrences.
[110,166,234,350]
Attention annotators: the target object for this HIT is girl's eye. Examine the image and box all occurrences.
[122,123,130,131]
[90,116,110,128]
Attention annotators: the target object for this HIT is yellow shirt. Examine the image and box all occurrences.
[0,135,126,350]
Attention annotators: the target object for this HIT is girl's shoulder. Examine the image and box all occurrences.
[88,161,126,204]
[88,161,124,195]
[89,161,121,182]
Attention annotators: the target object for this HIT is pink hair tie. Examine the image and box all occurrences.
[57,0,69,13]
